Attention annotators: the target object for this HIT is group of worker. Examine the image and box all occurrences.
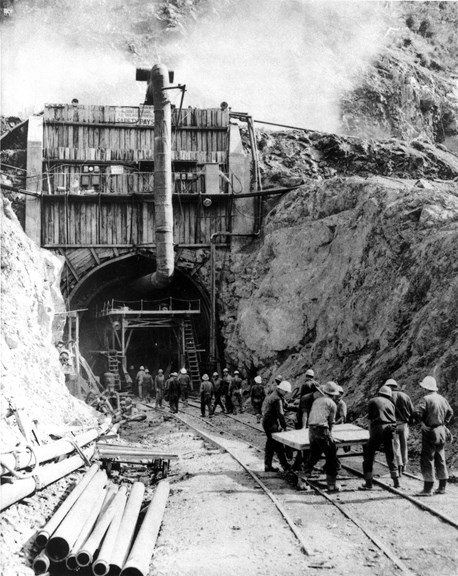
[130,363,454,497]
[261,369,454,496]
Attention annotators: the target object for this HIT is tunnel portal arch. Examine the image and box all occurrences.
[65,250,212,385]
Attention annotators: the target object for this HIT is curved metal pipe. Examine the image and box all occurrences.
[134,64,174,293]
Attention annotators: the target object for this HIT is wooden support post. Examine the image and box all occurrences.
[25,115,44,244]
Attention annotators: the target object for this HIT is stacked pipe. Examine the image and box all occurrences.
[1,423,110,511]
[32,475,170,576]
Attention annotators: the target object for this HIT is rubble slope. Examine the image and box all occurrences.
[0,194,95,446]
[220,176,458,412]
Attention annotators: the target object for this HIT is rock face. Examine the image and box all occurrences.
[0,194,95,445]
[219,176,458,410]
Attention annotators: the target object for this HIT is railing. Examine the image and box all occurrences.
[96,297,201,317]
[42,170,230,195]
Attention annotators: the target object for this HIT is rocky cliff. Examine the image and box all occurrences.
[0,194,96,446]
[219,175,458,415]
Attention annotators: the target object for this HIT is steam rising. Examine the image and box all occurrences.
[1,0,390,132]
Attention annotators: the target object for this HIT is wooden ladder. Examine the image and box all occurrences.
[107,350,122,389]
[183,316,201,390]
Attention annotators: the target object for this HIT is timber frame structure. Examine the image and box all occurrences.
[20,97,255,375]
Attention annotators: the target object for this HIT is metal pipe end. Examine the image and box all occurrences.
[46,536,69,562]
[76,550,92,567]
[93,560,110,576]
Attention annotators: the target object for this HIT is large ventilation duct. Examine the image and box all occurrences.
[134,64,174,292]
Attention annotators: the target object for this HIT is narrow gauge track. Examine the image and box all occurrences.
[184,399,458,531]
[140,400,457,576]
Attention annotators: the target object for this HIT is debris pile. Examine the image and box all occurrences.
[0,194,96,449]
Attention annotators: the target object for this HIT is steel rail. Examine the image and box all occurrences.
[304,478,417,576]
[181,401,458,532]
[140,402,312,555]
[142,402,423,573]
[342,464,458,531]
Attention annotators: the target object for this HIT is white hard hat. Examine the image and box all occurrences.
[277,380,292,394]
[180,368,187,374]
[140,366,145,370]
[305,369,315,377]
[321,381,340,396]
[254,376,262,384]
[385,378,398,388]
[202,374,209,381]
[378,385,392,398]
[420,376,438,392]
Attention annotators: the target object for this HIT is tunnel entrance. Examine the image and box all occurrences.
[69,253,211,388]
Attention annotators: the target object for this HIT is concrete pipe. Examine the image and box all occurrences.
[65,485,107,570]
[76,485,127,567]
[32,550,50,575]
[35,463,100,548]
[46,470,107,561]
[92,491,128,576]
[121,480,170,576]
[0,446,95,512]
[1,429,99,476]
[109,482,145,575]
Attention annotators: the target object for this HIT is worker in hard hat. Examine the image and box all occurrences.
[142,368,153,401]
[334,385,347,425]
[300,368,320,397]
[414,376,454,496]
[230,370,244,415]
[178,368,192,407]
[221,368,233,414]
[166,372,180,413]
[360,385,399,491]
[384,378,414,476]
[262,380,292,472]
[210,371,225,415]
[135,366,146,398]
[303,382,341,492]
[200,374,214,417]
[251,375,266,422]
[154,369,165,408]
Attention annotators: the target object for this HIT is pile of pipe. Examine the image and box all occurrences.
[0,428,102,511]
[32,463,170,576]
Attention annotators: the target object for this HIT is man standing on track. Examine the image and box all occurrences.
[360,385,400,490]
[167,372,181,414]
[222,368,233,414]
[303,382,341,492]
[251,375,266,423]
[384,378,414,476]
[178,368,192,407]
[415,376,454,496]
[154,368,165,408]
[211,371,225,415]
[142,368,153,401]
[230,370,244,415]
[262,380,292,472]
[200,374,214,417]
[135,365,145,398]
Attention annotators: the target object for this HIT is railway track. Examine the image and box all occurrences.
[139,400,458,576]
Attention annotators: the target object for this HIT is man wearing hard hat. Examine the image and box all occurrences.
[360,385,399,491]
[303,382,341,492]
[415,376,454,496]
[178,368,192,407]
[251,375,266,423]
[384,378,414,476]
[262,380,292,472]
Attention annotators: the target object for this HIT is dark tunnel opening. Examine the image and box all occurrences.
[70,253,211,383]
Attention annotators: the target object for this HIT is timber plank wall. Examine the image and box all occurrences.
[41,104,233,248]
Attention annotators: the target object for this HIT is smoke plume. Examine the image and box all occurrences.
[1,0,391,132]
